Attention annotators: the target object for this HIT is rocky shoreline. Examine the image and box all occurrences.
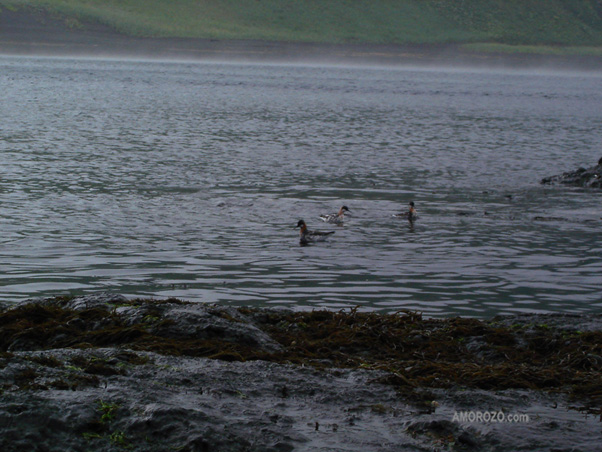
[541,158,602,189]
[1,293,602,451]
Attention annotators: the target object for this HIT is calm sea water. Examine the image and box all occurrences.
[1,55,601,317]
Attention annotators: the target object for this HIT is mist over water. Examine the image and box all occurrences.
[1,56,601,316]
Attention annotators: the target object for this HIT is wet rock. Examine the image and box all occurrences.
[457,431,480,449]
[153,305,283,353]
[4,294,283,355]
[63,293,129,310]
[541,158,602,188]
[533,216,568,222]
[16,292,128,311]
[0,350,411,452]
[2,296,602,451]
[491,312,602,333]
[406,419,483,450]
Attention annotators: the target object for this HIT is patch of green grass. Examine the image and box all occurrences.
[426,0,602,46]
[110,430,132,449]
[97,399,120,424]
[82,432,103,440]
[463,43,602,56]
[82,400,132,449]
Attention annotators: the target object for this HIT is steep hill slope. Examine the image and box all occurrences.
[1,0,601,46]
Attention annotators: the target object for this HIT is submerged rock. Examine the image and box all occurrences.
[541,157,602,188]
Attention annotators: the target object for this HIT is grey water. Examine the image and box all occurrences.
[1,56,601,317]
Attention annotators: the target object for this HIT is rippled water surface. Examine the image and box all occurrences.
[1,56,601,316]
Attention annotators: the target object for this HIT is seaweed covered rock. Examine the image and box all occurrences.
[11,293,129,311]
[1,293,282,355]
[2,295,602,451]
[541,157,602,188]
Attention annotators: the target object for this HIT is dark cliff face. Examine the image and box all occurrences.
[541,159,602,188]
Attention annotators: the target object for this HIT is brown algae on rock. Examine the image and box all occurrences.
[1,297,601,410]
[1,294,602,451]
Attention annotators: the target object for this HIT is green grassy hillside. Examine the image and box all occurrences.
[1,0,602,47]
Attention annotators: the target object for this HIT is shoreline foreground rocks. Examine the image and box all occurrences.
[1,293,602,451]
